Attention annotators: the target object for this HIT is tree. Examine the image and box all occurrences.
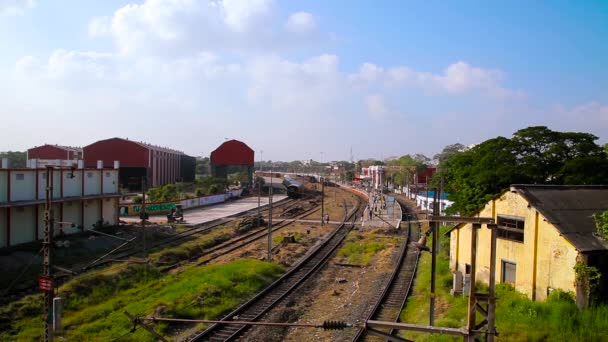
[0,151,26,168]
[196,157,210,175]
[433,143,467,164]
[439,127,608,216]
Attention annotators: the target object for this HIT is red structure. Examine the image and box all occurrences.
[27,144,82,160]
[84,138,194,189]
[210,140,254,166]
[210,140,254,183]
[416,167,437,184]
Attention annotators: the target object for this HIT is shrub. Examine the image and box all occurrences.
[132,195,143,203]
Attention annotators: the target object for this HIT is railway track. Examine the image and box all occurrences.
[352,197,421,341]
[0,196,300,304]
[184,195,366,342]
[169,197,324,268]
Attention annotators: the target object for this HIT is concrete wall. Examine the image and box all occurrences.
[62,201,82,235]
[0,208,6,247]
[102,170,118,194]
[102,198,118,224]
[84,171,101,196]
[0,172,7,202]
[450,191,580,301]
[10,171,36,201]
[83,200,101,230]
[63,171,83,197]
[10,206,36,245]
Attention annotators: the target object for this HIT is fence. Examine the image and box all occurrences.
[119,189,243,216]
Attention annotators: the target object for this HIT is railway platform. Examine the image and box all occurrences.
[361,193,402,229]
[122,195,288,226]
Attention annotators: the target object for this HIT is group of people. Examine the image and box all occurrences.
[367,190,386,220]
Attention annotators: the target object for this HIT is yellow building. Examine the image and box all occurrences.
[447,185,608,306]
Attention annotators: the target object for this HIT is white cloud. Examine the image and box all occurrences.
[348,60,524,99]
[221,0,272,32]
[285,11,316,34]
[0,0,34,16]
[365,95,388,120]
[88,16,110,37]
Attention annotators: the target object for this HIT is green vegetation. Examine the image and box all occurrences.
[593,210,608,240]
[147,183,180,202]
[336,233,387,265]
[1,260,283,341]
[399,226,608,341]
[0,150,26,168]
[436,126,608,215]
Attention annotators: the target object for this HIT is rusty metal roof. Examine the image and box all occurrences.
[512,184,608,252]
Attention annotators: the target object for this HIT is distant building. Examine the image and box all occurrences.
[83,138,195,190]
[0,162,120,248]
[210,140,254,185]
[446,185,608,307]
[27,144,83,165]
[368,165,386,190]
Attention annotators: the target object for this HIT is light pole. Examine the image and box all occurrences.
[267,166,273,261]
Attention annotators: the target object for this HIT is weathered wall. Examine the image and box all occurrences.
[450,191,579,301]
[10,206,36,245]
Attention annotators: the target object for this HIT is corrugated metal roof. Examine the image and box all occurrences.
[513,185,608,252]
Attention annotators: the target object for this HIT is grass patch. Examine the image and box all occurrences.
[272,231,303,244]
[1,260,283,341]
[336,233,386,265]
[399,226,608,341]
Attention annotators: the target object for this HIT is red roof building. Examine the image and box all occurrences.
[84,138,194,189]
[210,140,254,183]
[27,144,83,161]
[210,140,254,166]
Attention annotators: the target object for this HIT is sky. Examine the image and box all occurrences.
[1,0,607,161]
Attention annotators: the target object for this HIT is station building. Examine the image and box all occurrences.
[83,138,196,190]
[210,140,254,185]
[447,185,608,307]
[0,159,121,248]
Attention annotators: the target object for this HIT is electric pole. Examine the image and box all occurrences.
[42,166,55,342]
[267,169,273,261]
[321,176,325,226]
[430,189,439,326]
[141,177,148,282]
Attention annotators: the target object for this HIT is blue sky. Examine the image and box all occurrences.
[1,0,607,161]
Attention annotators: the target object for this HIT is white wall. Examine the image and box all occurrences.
[84,171,101,196]
[0,172,7,202]
[83,199,101,230]
[102,171,118,194]
[62,201,82,234]
[63,171,82,197]
[10,206,36,245]
[102,198,117,225]
[10,171,36,201]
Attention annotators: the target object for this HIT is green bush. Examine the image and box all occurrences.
[132,195,143,203]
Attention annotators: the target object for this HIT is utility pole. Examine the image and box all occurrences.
[42,166,55,342]
[257,177,261,226]
[141,177,148,282]
[321,177,325,226]
[430,189,439,325]
[267,169,273,262]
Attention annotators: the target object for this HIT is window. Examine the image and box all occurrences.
[465,263,471,274]
[15,173,25,180]
[105,172,111,177]
[497,215,524,242]
[87,172,93,178]
[502,260,516,284]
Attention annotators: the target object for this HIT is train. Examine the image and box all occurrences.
[283,175,303,199]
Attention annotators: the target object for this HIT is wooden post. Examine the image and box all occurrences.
[487,224,498,341]
[466,223,480,341]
